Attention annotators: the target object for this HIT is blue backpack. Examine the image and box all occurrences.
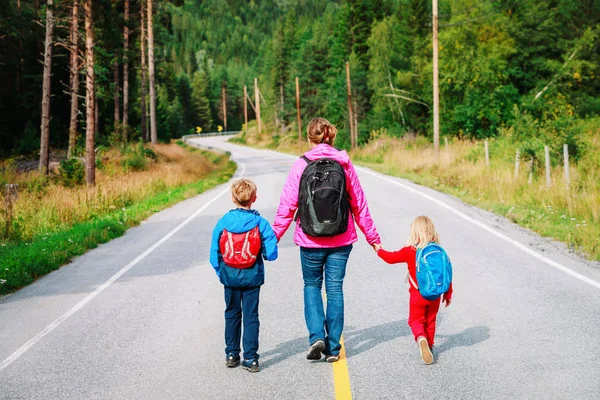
[415,243,452,300]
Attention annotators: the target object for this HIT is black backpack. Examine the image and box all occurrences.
[297,156,349,237]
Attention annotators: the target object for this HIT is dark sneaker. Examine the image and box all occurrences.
[226,353,240,368]
[418,336,434,365]
[242,359,260,373]
[325,354,340,363]
[307,340,326,360]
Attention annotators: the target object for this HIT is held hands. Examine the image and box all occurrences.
[372,243,383,252]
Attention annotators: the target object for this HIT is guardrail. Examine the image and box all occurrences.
[181,131,241,141]
[182,131,240,155]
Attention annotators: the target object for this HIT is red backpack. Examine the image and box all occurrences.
[219,226,262,269]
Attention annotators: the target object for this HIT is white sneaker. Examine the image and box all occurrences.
[418,336,434,365]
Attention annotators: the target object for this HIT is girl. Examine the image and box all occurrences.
[273,117,381,362]
[377,216,452,365]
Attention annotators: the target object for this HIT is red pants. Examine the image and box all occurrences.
[408,291,441,347]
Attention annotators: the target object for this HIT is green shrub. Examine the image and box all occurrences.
[121,152,148,172]
[58,158,85,187]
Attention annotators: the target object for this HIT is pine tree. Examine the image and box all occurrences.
[39,0,55,174]
[191,71,213,132]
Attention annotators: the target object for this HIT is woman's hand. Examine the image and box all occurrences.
[372,243,383,252]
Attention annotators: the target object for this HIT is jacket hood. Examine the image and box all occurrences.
[221,209,261,233]
[304,144,350,166]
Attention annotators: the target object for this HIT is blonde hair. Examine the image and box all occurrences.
[231,178,257,207]
[307,117,338,146]
[406,216,440,249]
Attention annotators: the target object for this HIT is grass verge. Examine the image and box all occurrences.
[0,143,236,294]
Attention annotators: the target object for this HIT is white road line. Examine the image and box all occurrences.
[0,161,245,373]
[359,167,600,290]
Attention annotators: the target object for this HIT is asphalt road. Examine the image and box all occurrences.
[1,136,600,400]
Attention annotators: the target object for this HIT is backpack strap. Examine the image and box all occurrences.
[407,273,419,290]
[301,155,310,163]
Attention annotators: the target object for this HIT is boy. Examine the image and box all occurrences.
[210,179,278,372]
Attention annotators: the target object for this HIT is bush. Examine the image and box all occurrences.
[509,105,586,165]
[121,152,148,172]
[58,158,85,187]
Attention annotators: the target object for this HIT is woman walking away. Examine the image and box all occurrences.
[273,117,381,362]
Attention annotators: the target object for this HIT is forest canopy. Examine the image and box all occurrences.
[1,0,599,157]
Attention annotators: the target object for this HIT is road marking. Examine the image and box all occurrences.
[333,336,352,400]
[359,167,600,290]
[0,162,245,373]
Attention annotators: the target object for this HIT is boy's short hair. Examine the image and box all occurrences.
[231,178,257,207]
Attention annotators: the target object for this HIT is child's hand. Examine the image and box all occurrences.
[443,297,452,308]
[372,243,383,252]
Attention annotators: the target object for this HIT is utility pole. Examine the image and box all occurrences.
[254,77,261,135]
[345,62,355,149]
[433,0,440,159]
[243,85,248,133]
[353,94,359,147]
[296,76,302,150]
[222,84,227,131]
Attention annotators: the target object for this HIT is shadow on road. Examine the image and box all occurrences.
[434,325,490,355]
[343,320,411,356]
[260,320,415,369]
[260,335,308,370]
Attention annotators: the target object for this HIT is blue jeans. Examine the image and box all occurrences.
[300,245,352,356]
[224,286,260,360]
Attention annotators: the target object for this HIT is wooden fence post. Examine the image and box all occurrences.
[444,137,449,163]
[484,139,490,167]
[4,184,19,238]
[515,149,520,178]
[563,144,570,187]
[545,145,551,188]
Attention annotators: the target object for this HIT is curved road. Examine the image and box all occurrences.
[1,136,600,399]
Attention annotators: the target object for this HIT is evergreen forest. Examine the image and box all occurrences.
[1,0,599,159]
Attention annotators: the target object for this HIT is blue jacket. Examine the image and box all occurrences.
[210,208,278,288]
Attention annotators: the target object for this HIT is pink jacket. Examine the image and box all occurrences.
[273,144,380,248]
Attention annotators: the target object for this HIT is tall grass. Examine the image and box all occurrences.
[0,143,236,293]
[352,132,600,260]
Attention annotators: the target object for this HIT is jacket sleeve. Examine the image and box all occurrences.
[259,218,279,262]
[377,247,412,264]
[272,160,303,240]
[210,220,223,278]
[345,159,381,245]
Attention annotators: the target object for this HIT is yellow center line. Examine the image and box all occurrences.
[333,335,352,399]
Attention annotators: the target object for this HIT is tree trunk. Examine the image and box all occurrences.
[122,0,129,140]
[39,0,55,175]
[113,60,120,134]
[85,0,95,186]
[17,0,23,94]
[68,0,80,158]
[147,0,157,144]
[140,0,148,141]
